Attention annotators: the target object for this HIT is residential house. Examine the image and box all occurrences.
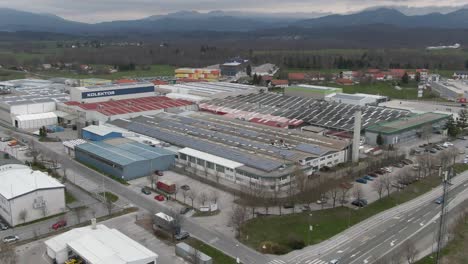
[453,71,468,80]
[336,78,354,85]
[271,79,289,88]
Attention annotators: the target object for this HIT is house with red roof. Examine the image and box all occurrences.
[336,78,354,85]
[271,79,289,88]
[288,73,306,81]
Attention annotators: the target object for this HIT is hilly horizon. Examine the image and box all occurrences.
[1,7,468,35]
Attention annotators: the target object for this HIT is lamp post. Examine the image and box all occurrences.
[308,213,313,245]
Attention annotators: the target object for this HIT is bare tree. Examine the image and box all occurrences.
[182,189,188,205]
[294,166,308,195]
[173,185,179,201]
[327,188,340,208]
[103,195,115,215]
[146,173,158,190]
[165,209,184,239]
[198,192,208,206]
[372,177,385,199]
[62,167,68,183]
[209,190,219,204]
[187,190,197,208]
[382,174,393,197]
[402,239,419,264]
[18,209,27,224]
[353,185,364,201]
[421,124,433,144]
[339,186,350,206]
[229,205,248,238]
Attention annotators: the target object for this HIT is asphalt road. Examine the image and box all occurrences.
[280,171,468,264]
[13,132,271,264]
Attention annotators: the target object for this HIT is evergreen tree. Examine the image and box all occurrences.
[246,65,252,77]
[401,72,409,84]
[376,133,384,146]
[445,115,459,138]
[415,72,421,82]
[458,109,468,129]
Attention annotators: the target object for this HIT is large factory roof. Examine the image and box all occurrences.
[200,92,410,131]
[64,96,193,116]
[156,82,261,99]
[0,164,64,200]
[366,112,449,134]
[75,139,174,167]
[109,113,348,173]
[76,81,154,91]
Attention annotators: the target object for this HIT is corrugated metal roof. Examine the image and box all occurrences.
[16,112,57,121]
[179,147,244,169]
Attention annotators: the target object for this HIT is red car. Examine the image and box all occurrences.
[154,195,165,201]
[52,220,67,230]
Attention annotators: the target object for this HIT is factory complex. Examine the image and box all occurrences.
[0,76,452,192]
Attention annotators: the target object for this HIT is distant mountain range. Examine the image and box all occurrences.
[2,7,468,35]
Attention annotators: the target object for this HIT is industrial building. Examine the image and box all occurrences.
[108,112,351,190]
[285,85,342,99]
[365,112,449,145]
[174,68,220,81]
[251,63,279,77]
[325,93,389,106]
[58,96,195,126]
[45,222,158,264]
[156,82,263,102]
[79,78,112,87]
[431,79,468,101]
[0,79,70,129]
[70,82,156,103]
[0,164,65,227]
[220,58,249,76]
[82,125,123,141]
[75,138,175,180]
[200,92,409,131]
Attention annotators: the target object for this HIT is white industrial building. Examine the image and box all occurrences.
[70,82,156,103]
[0,164,65,227]
[45,222,158,264]
[324,93,388,106]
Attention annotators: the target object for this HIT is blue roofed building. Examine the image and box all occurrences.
[75,138,175,180]
[82,125,123,141]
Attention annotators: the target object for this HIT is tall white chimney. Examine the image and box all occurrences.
[91,218,97,229]
[352,110,362,163]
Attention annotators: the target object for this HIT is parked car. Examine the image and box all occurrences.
[356,178,367,184]
[351,199,367,207]
[464,159,468,164]
[0,222,8,230]
[154,195,165,201]
[301,204,311,211]
[329,259,340,264]
[175,230,190,241]
[180,185,190,191]
[374,170,385,175]
[458,136,467,140]
[2,235,19,243]
[363,175,374,181]
[383,167,392,173]
[392,163,404,168]
[155,171,164,176]
[368,172,378,177]
[430,149,437,154]
[52,220,67,230]
[141,187,151,195]
[443,142,454,147]
[283,203,294,209]
[434,197,444,204]
[180,207,192,215]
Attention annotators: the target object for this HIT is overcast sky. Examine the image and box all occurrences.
[0,0,467,23]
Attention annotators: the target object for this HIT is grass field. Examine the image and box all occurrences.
[99,192,119,202]
[241,173,442,254]
[65,191,77,204]
[186,238,236,264]
[34,64,176,80]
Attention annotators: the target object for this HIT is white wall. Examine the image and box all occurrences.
[10,102,56,115]
[14,115,57,129]
[9,188,65,226]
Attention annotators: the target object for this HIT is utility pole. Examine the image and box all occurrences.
[435,169,451,263]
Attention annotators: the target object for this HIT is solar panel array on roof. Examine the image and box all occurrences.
[200,93,410,131]
[127,122,283,172]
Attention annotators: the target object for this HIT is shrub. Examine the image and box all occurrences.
[259,241,289,255]
[287,235,305,249]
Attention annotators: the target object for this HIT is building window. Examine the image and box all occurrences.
[216,165,225,173]
[320,157,325,161]
[188,156,196,163]
[179,153,187,160]
[206,161,215,169]
[197,158,205,166]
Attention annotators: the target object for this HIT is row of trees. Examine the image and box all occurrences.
[446,109,468,138]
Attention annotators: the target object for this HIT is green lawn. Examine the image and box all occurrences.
[65,191,77,204]
[35,64,176,80]
[99,192,119,203]
[186,238,236,264]
[0,68,26,81]
[241,174,442,254]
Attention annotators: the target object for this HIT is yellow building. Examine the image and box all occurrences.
[175,68,220,81]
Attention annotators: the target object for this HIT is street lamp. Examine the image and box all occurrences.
[308,213,312,245]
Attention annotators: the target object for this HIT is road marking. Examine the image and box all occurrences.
[364,256,372,263]
[393,216,400,219]
[407,217,415,222]
[267,259,286,264]
[351,251,361,258]
[209,237,219,244]
[390,239,397,246]
[422,211,431,218]
[420,221,425,226]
